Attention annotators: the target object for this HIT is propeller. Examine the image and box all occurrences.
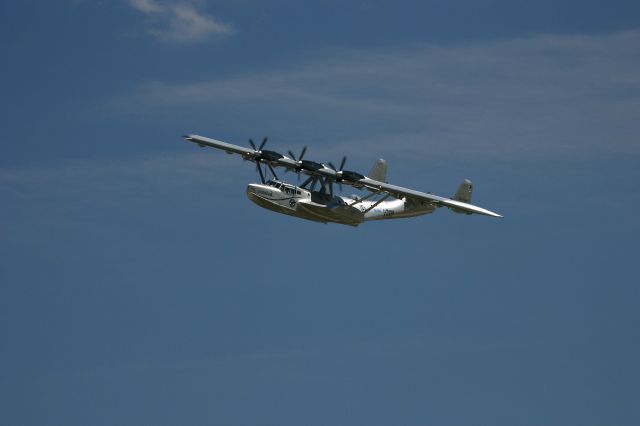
[328,156,348,191]
[286,146,324,182]
[249,137,268,152]
[287,146,307,163]
[326,156,366,193]
[287,147,306,182]
[248,136,282,183]
[327,157,344,192]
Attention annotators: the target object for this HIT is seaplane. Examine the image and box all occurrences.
[183,134,502,226]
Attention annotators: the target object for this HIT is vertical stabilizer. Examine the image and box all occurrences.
[454,179,473,203]
[369,159,388,182]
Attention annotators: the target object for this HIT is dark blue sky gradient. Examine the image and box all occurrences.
[1,1,639,425]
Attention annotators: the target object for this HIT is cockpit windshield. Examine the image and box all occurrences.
[265,180,302,195]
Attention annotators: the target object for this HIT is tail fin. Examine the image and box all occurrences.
[453,179,473,203]
[369,159,388,182]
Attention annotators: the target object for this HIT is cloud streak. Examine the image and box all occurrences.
[113,30,640,160]
[126,0,233,43]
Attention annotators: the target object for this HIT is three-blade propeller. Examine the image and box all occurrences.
[249,138,365,190]
[249,137,283,183]
[287,146,324,181]
[287,146,307,164]
[328,156,347,191]
[327,156,365,186]
[248,137,267,152]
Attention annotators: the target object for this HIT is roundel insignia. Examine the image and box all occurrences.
[289,198,297,207]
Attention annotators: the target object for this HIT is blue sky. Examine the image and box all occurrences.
[1,1,639,425]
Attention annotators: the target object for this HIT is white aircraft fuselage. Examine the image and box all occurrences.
[247,180,435,226]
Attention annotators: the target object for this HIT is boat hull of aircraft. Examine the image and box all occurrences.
[246,183,329,224]
[247,181,436,226]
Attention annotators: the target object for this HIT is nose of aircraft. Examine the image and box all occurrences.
[246,183,259,195]
[246,183,269,197]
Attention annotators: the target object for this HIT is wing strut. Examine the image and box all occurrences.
[256,162,266,184]
[362,193,391,214]
[300,176,313,189]
[348,189,380,207]
[267,163,279,181]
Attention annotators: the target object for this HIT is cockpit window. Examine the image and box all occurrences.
[266,181,302,194]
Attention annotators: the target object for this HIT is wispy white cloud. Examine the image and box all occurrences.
[112,30,640,160]
[126,0,233,43]
[129,0,163,14]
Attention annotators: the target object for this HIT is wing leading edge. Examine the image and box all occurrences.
[183,134,254,157]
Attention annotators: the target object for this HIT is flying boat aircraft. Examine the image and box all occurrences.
[183,134,502,226]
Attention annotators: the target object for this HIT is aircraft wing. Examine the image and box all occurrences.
[183,134,255,157]
[356,177,503,218]
[183,134,502,217]
[183,134,300,170]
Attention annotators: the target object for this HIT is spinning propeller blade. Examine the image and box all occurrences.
[259,137,268,151]
[288,146,309,180]
[249,136,278,183]
[328,156,348,192]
